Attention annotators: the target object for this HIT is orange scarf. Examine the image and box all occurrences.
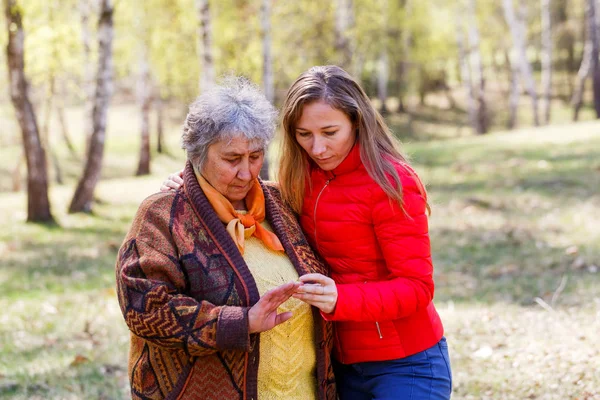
[196,173,284,255]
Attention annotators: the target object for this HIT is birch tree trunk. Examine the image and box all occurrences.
[397,0,412,113]
[136,44,152,176]
[588,0,600,117]
[260,0,273,103]
[572,39,591,121]
[156,96,165,154]
[377,50,389,115]
[80,0,95,150]
[505,49,520,129]
[195,0,215,93]
[69,0,114,213]
[259,0,273,180]
[457,23,478,134]
[503,0,540,126]
[57,80,77,158]
[467,0,488,134]
[540,0,553,124]
[4,0,54,222]
[335,0,354,72]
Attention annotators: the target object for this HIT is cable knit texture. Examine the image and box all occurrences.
[242,216,317,400]
[116,161,336,400]
[300,144,444,364]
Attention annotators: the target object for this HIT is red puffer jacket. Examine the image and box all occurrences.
[300,143,444,364]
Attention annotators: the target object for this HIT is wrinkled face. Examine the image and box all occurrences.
[294,100,356,171]
[201,136,264,208]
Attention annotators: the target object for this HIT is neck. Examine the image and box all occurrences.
[232,199,246,210]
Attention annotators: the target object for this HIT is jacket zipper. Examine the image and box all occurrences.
[365,281,383,339]
[313,177,334,250]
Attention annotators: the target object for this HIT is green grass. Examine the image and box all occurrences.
[0,102,599,399]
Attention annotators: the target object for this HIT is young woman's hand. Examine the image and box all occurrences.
[160,170,184,192]
[293,273,338,314]
[248,281,301,333]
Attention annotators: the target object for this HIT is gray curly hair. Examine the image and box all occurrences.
[181,76,278,169]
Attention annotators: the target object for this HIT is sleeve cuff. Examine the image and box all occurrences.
[216,306,250,351]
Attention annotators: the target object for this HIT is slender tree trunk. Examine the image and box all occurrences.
[540,0,553,124]
[377,50,389,115]
[467,0,488,134]
[156,96,165,154]
[572,4,595,121]
[258,0,273,180]
[42,77,63,184]
[260,0,274,103]
[4,0,54,222]
[588,0,600,117]
[503,0,540,126]
[69,0,114,213]
[80,0,95,151]
[457,23,478,134]
[195,0,215,93]
[136,44,152,176]
[57,80,77,158]
[506,50,520,129]
[397,0,412,113]
[335,0,354,72]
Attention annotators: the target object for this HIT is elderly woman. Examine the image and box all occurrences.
[115,77,336,400]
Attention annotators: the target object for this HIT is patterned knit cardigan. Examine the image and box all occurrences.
[115,162,336,400]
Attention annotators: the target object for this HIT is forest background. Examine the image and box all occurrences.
[1,0,599,398]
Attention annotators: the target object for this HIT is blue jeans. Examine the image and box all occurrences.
[333,337,452,400]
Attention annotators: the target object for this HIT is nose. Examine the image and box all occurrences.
[311,136,326,157]
[237,159,252,181]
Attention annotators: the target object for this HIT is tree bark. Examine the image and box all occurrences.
[156,96,165,154]
[69,0,114,213]
[4,0,54,222]
[377,50,389,115]
[195,0,215,93]
[136,43,152,176]
[571,0,598,121]
[540,0,553,124]
[457,22,478,134]
[335,0,354,72]
[80,0,95,151]
[467,0,488,134]
[505,49,520,129]
[588,0,600,117]
[260,0,274,104]
[503,0,540,126]
[397,0,413,113]
[57,80,77,158]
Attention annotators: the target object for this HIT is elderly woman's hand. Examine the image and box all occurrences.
[160,170,184,192]
[293,273,338,314]
[248,281,301,333]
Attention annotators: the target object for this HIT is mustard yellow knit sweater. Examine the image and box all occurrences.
[243,219,317,400]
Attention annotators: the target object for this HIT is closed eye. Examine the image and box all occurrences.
[296,130,311,137]
[323,131,338,136]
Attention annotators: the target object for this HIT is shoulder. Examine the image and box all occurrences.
[127,191,183,239]
[136,191,180,218]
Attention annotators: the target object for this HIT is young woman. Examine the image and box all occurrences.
[162,66,451,399]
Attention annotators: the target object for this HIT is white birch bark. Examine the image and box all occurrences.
[503,0,540,126]
[69,0,114,213]
[195,0,215,93]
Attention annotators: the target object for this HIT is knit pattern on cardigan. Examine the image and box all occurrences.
[116,161,336,400]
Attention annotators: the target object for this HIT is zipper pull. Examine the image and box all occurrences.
[363,281,384,339]
[375,322,383,339]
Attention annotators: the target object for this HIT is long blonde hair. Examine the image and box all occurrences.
[278,65,427,214]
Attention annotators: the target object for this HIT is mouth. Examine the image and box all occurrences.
[315,157,332,163]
